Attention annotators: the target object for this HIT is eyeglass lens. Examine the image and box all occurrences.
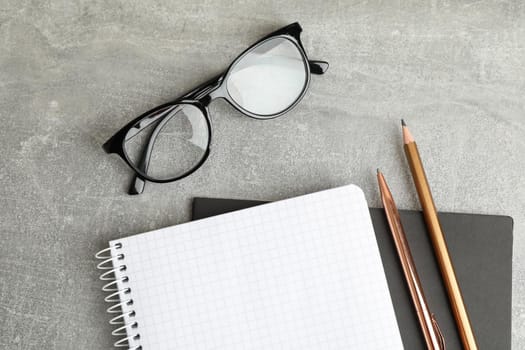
[226,37,308,116]
[123,104,209,181]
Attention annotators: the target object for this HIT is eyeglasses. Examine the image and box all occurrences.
[103,22,328,194]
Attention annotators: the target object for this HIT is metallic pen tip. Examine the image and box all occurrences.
[401,119,406,127]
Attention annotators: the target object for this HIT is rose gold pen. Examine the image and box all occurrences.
[377,170,445,350]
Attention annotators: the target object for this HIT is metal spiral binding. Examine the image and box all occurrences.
[96,243,142,350]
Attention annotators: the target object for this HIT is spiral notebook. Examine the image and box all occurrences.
[96,185,403,349]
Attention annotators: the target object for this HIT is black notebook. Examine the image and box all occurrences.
[193,197,513,350]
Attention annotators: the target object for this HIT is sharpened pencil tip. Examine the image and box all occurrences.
[402,120,415,144]
[376,168,380,174]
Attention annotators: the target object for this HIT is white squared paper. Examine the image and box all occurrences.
[110,185,403,349]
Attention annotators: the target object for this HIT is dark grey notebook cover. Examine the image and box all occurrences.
[192,197,513,350]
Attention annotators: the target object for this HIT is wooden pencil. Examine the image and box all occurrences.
[402,120,478,350]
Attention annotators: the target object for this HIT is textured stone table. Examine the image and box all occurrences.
[1,1,524,348]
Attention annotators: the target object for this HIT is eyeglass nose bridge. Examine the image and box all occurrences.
[180,74,225,106]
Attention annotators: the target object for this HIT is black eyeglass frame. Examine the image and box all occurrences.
[103,22,328,194]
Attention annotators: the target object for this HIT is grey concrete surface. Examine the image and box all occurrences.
[1,1,524,349]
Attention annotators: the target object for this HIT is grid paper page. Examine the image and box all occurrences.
[109,185,403,349]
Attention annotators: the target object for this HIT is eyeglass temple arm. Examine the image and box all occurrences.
[308,60,329,75]
[128,109,176,195]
